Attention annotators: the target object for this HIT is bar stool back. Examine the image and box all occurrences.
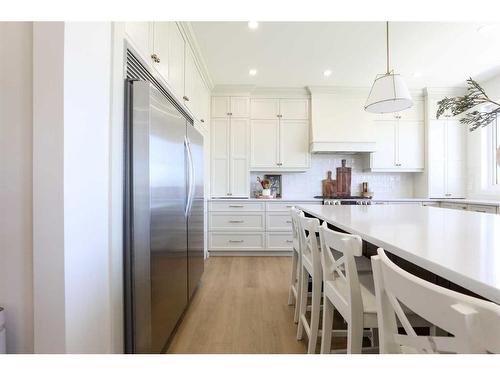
[372,248,500,354]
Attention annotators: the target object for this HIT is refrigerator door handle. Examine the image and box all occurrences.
[185,136,194,217]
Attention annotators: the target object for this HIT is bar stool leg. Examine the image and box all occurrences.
[307,273,322,354]
[288,250,298,306]
[296,266,309,340]
[320,298,334,354]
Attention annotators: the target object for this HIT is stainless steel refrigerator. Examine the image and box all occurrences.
[124,80,204,354]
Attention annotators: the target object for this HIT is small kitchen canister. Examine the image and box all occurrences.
[0,307,5,354]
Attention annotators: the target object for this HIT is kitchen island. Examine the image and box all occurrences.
[297,204,500,305]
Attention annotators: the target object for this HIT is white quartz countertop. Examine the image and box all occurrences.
[297,204,500,305]
[209,197,500,206]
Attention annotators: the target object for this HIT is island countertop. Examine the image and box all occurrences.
[297,204,500,305]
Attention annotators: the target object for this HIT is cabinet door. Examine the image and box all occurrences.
[280,120,310,168]
[212,97,230,118]
[211,118,230,197]
[168,23,185,100]
[371,121,396,169]
[230,97,250,118]
[445,121,466,198]
[250,119,280,168]
[152,22,169,79]
[428,120,446,198]
[397,121,424,170]
[125,22,152,61]
[199,83,211,125]
[279,99,309,120]
[184,45,197,114]
[230,119,249,197]
[250,98,279,119]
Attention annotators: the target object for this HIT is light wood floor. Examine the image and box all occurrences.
[167,256,308,354]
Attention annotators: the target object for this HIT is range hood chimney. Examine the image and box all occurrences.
[308,87,377,154]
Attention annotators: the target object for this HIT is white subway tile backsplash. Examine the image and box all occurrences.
[251,154,415,199]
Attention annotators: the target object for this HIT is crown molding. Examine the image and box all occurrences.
[308,86,424,98]
[424,87,467,97]
[178,22,214,90]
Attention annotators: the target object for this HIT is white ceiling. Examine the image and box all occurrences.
[191,22,500,89]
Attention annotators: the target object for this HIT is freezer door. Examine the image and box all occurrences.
[187,125,205,298]
[127,81,189,353]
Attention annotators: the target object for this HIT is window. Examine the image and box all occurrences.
[494,117,500,185]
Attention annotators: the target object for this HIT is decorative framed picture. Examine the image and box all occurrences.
[264,174,282,198]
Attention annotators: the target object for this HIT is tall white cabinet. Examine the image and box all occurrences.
[210,97,250,197]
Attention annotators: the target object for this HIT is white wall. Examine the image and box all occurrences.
[0,22,34,354]
[32,22,115,353]
[250,154,415,199]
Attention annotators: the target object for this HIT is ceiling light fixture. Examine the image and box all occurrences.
[248,21,259,30]
[323,70,332,77]
[249,69,257,76]
[365,22,413,114]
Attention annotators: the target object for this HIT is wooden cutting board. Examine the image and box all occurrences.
[322,171,337,198]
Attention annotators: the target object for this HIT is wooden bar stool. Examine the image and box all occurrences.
[288,207,304,324]
[372,248,500,354]
[296,215,322,353]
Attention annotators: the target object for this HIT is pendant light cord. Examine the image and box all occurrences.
[386,21,390,74]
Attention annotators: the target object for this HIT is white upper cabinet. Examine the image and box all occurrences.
[251,99,280,119]
[369,120,424,171]
[279,99,309,120]
[212,96,249,118]
[280,120,310,168]
[168,23,185,100]
[230,97,250,118]
[398,121,425,170]
[250,98,309,120]
[428,119,466,198]
[250,119,280,168]
[376,99,424,122]
[125,22,152,61]
[212,97,230,118]
[249,97,310,171]
[370,121,396,170]
[184,45,197,113]
[151,22,169,79]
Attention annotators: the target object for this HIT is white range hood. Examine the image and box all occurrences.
[308,87,377,154]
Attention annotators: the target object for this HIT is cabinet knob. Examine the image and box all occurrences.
[151,54,160,63]
[227,112,232,116]
[277,114,282,118]
[183,96,190,102]
[200,119,205,123]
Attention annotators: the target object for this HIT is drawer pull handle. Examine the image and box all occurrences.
[286,220,292,223]
[228,220,244,223]
[229,205,244,208]
[286,205,293,208]
[286,240,293,243]
[229,240,244,243]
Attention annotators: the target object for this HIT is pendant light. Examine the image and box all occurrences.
[365,22,413,113]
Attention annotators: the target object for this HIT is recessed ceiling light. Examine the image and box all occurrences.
[248,21,259,30]
[249,69,258,76]
[412,72,423,78]
[323,70,332,77]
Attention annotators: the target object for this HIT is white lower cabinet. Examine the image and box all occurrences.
[209,233,265,250]
[208,200,320,254]
[267,233,294,250]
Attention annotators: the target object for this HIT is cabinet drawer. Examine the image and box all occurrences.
[467,204,498,214]
[440,203,468,211]
[209,233,264,250]
[266,201,320,212]
[209,212,265,231]
[267,233,294,250]
[209,201,265,212]
[266,212,293,231]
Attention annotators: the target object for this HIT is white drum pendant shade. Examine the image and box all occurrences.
[365,73,413,113]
